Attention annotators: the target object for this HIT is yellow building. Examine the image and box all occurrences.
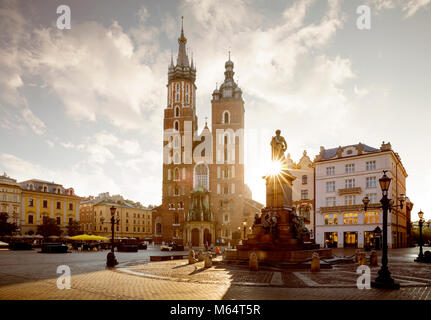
[80,193,152,240]
[19,179,81,235]
[0,173,21,226]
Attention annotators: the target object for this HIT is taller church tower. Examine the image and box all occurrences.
[155,18,198,243]
[210,55,246,241]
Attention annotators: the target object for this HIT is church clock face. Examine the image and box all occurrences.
[223,88,232,98]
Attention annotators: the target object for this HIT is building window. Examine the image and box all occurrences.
[366,193,378,203]
[174,186,179,196]
[345,179,355,188]
[28,215,33,224]
[56,216,61,225]
[69,217,73,224]
[186,85,190,104]
[326,181,335,192]
[175,106,180,117]
[366,161,376,171]
[302,175,308,185]
[174,167,180,181]
[343,213,358,224]
[364,211,379,224]
[326,167,335,176]
[366,177,377,188]
[224,214,229,222]
[324,214,338,225]
[223,184,229,195]
[56,201,61,209]
[345,164,355,173]
[223,111,230,124]
[344,195,356,206]
[29,198,34,207]
[326,197,336,207]
[301,190,309,200]
[174,120,179,131]
[42,216,48,225]
[126,227,128,232]
[69,203,73,211]
[43,200,48,208]
[194,164,209,190]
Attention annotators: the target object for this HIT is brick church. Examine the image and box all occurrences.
[152,20,263,246]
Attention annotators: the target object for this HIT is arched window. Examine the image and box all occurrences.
[174,135,180,148]
[175,106,180,117]
[174,152,180,164]
[174,120,179,131]
[176,83,180,102]
[223,111,230,124]
[156,223,162,235]
[194,163,209,190]
[174,167,180,180]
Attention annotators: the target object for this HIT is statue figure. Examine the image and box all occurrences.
[253,214,261,228]
[271,130,287,162]
[291,213,310,242]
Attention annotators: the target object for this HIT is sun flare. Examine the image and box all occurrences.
[268,160,283,176]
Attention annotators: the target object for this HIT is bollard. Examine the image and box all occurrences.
[188,250,197,264]
[249,252,258,271]
[204,253,212,268]
[311,252,320,272]
[355,249,361,263]
[358,252,367,266]
[369,250,378,266]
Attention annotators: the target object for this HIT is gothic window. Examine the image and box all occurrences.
[174,152,180,164]
[194,163,209,190]
[186,84,190,104]
[223,184,229,195]
[223,111,230,124]
[176,84,180,102]
[174,135,180,148]
[174,186,180,196]
[174,120,179,131]
[174,168,180,181]
[175,106,180,117]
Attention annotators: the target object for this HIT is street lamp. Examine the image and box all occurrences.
[243,221,247,239]
[362,170,405,290]
[415,210,425,262]
[106,206,120,267]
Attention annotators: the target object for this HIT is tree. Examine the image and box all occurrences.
[67,220,81,236]
[0,213,18,236]
[37,218,62,239]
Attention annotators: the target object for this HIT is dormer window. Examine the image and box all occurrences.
[43,186,48,192]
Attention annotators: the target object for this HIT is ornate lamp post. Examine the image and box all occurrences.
[362,170,405,290]
[415,210,425,262]
[106,206,120,267]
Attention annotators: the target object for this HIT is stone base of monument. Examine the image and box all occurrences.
[224,247,332,264]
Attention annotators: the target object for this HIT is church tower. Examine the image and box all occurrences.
[210,54,246,241]
[155,18,197,244]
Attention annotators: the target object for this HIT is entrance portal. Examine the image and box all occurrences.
[191,228,200,246]
[204,228,211,245]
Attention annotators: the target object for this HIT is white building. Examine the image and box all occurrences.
[286,151,315,237]
[314,142,410,249]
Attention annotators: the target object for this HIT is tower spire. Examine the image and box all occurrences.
[177,16,189,67]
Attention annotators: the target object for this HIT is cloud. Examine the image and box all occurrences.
[403,0,431,17]
[366,0,431,17]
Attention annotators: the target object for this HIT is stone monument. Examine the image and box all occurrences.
[224,130,332,263]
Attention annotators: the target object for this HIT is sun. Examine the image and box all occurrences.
[268,160,282,176]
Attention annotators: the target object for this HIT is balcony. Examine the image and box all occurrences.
[338,187,362,196]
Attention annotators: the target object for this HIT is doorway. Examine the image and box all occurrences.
[191,228,200,246]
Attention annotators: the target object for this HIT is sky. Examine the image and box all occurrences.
[0,0,430,220]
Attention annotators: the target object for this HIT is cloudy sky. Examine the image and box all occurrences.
[0,0,430,219]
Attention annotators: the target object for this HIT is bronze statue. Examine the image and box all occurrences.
[271,130,287,162]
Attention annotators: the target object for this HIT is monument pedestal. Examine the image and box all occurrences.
[224,163,332,263]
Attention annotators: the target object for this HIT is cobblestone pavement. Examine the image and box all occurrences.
[1,247,431,300]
